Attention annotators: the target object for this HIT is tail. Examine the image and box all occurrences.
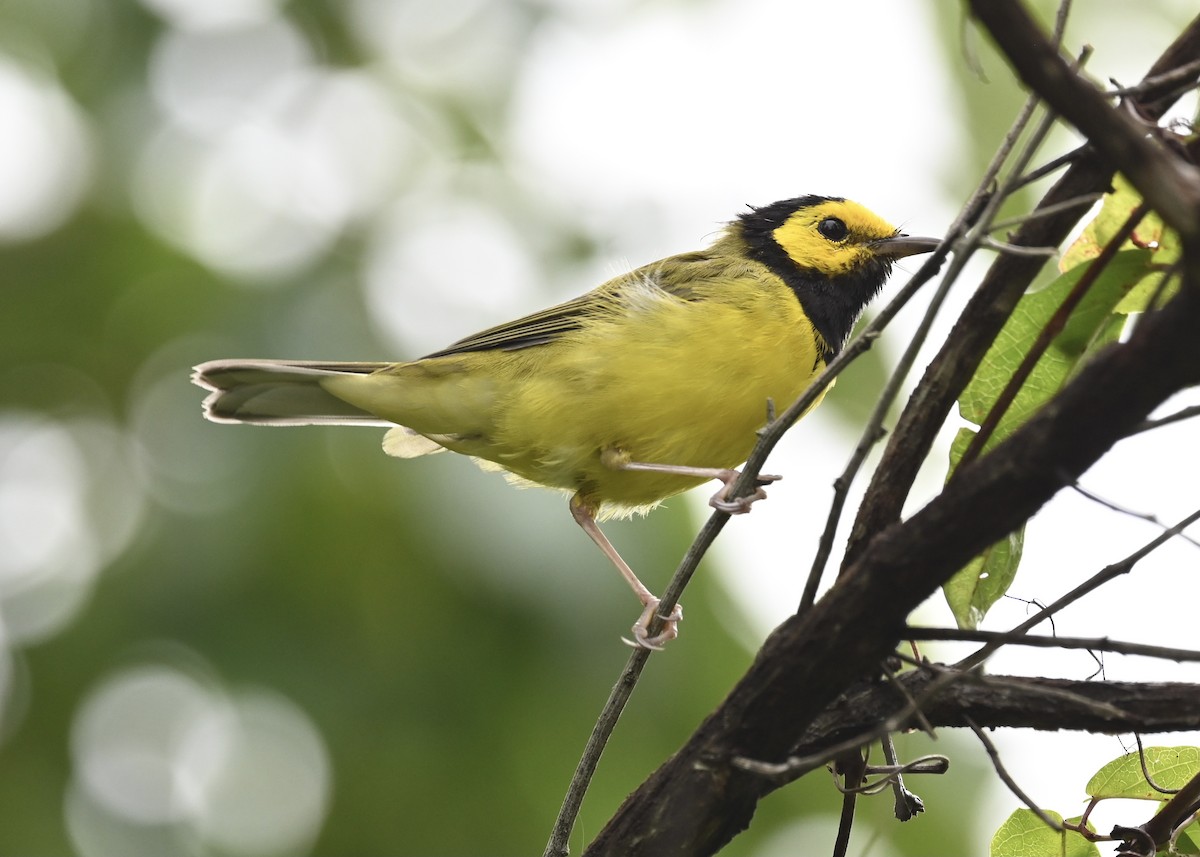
[192,359,394,426]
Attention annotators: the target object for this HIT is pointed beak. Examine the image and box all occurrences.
[871,234,942,260]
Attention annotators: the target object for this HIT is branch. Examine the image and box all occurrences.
[748,672,1200,781]
[907,628,1200,664]
[966,715,1063,833]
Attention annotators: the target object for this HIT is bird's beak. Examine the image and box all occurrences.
[871,234,942,259]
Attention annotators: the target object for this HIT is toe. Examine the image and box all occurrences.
[625,599,682,649]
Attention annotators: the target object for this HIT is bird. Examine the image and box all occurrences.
[193,195,938,649]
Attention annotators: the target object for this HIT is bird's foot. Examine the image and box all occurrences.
[708,469,781,514]
[622,599,683,650]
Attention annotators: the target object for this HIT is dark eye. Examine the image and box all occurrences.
[817,217,848,242]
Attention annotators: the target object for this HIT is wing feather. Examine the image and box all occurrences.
[421,251,726,358]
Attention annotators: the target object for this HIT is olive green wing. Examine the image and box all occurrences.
[421,291,601,358]
[421,251,721,358]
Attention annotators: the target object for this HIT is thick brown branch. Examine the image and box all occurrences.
[795,673,1200,759]
[737,671,1200,786]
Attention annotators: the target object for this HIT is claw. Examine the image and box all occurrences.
[622,599,683,650]
[708,469,781,515]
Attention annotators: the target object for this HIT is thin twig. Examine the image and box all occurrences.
[831,750,866,857]
[954,506,1200,671]
[980,236,1060,257]
[542,514,730,856]
[989,193,1104,232]
[1071,482,1200,549]
[1008,145,1089,191]
[1050,0,1072,45]
[882,661,936,738]
[836,752,949,797]
[879,734,926,821]
[542,653,648,857]
[906,627,1200,663]
[1135,733,1181,796]
[865,756,951,778]
[1129,403,1200,436]
[1108,57,1200,98]
[965,715,1063,832]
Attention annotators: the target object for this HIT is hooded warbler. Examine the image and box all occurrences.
[194,195,938,648]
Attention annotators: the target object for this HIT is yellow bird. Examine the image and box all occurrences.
[194,196,936,648]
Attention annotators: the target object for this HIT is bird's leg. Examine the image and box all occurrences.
[600,449,781,515]
[569,493,682,650]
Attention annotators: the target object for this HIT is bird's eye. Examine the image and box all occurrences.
[817,217,848,242]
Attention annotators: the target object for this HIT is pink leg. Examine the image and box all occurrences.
[605,455,781,515]
[570,494,682,650]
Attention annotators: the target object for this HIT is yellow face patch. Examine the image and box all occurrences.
[771,199,899,276]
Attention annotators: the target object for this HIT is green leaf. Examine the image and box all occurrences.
[1175,820,1200,855]
[1060,174,1181,315]
[1060,174,1180,269]
[1114,263,1181,315]
[943,526,1023,630]
[1085,746,1200,799]
[945,246,1151,627]
[990,809,1100,857]
[943,429,1024,629]
[958,248,1152,453]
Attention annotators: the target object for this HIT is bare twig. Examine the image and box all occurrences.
[988,193,1104,232]
[879,735,926,822]
[1129,403,1200,436]
[954,507,1200,671]
[831,750,866,857]
[979,236,1060,257]
[1135,734,1181,796]
[1071,482,1200,549]
[1008,145,1089,191]
[882,661,936,738]
[965,715,1063,832]
[907,627,1200,663]
[1107,57,1200,98]
[542,646,653,857]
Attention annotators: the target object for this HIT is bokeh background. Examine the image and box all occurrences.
[1,0,1197,854]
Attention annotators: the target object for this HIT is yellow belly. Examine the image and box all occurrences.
[327,278,828,517]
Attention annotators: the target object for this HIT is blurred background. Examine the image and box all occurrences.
[1,0,1197,854]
